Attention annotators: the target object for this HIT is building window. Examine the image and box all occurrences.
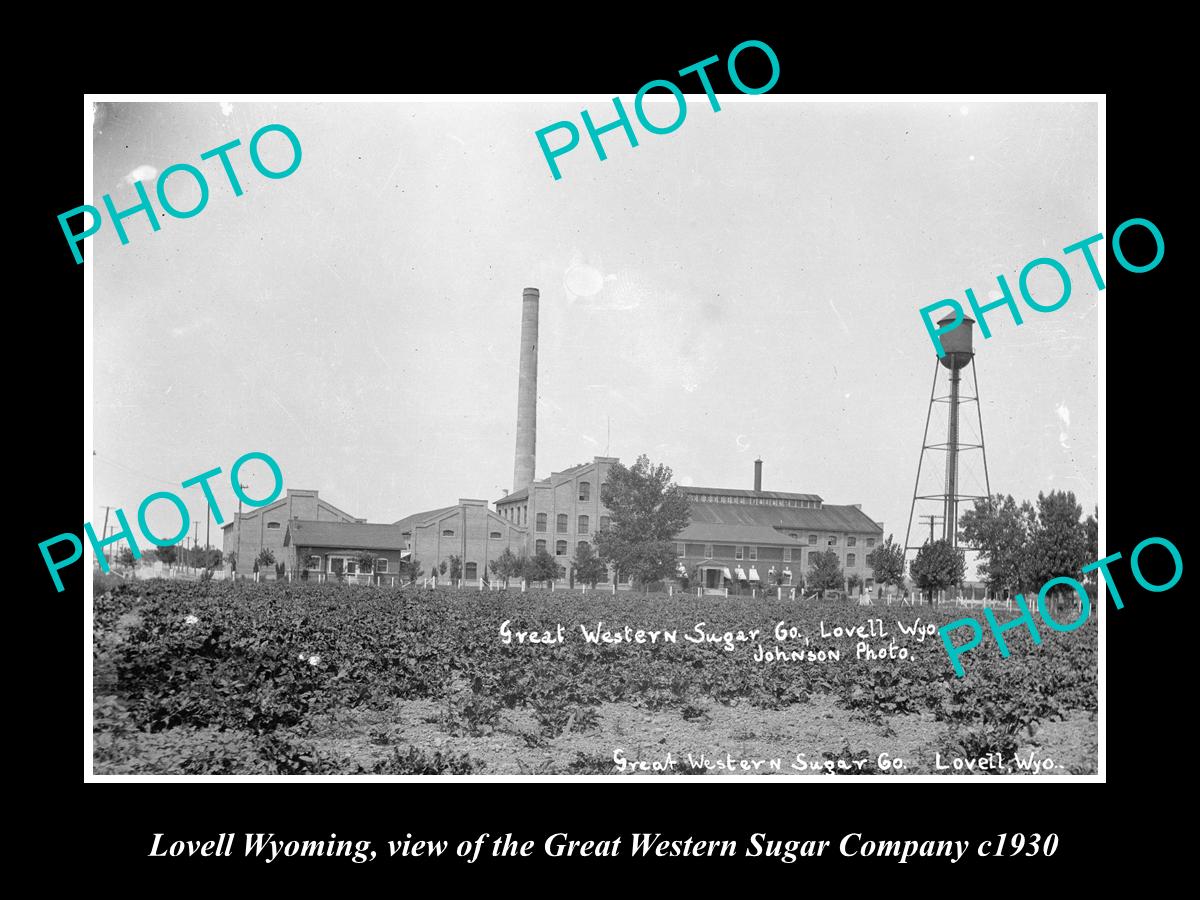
[783,549,792,562]
[557,513,568,533]
[847,553,857,567]
[789,532,798,539]
[443,529,455,537]
[490,531,502,539]
[828,535,838,546]
[578,515,589,534]
[735,546,744,560]
[749,546,758,561]
[465,562,477,580]
[376,558,389,573]
[577,541,589,555]
[867,537,876,548]
[808,534,817,545]
[522,506,527,525]
[704,544,713,558]
[266,521,281,530]
[536,513,547,532]
[556,540,567,556]
[579,481,590,502]
[676,543,685,557]
[536,539,547,554]
[329,556,358,576]
[305,555,322,570]
[600,516,611,530]
[847,536,857,547]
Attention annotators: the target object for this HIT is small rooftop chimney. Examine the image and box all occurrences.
[754,457,763,492]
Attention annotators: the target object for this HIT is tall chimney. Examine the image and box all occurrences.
[513,287,539,494]
[754,457,763,492]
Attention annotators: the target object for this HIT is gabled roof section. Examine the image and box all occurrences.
[685,486,822,503]
[687,500,882,533]
[286,520,406,551]
[392,505,459,532]
[677,523,808,544]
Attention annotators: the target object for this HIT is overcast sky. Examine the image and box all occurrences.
[91,99,1098,557]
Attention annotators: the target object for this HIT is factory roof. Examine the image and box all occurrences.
[686,500,883,534]
[497,462,595,505]
[677,523,809,544]
[684,486,823,503]
[391,505,460,532]
[285,520,406,551]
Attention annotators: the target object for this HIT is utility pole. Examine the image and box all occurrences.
[192,521,199,568]
[99,505,113,567]
[235,483,248,575]
[919,514,944,545]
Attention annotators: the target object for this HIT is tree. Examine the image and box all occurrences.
[572,542,608,588]
[356,553,377,576]
[438,560,448,576]
[1025,490,1089,608]
[489,548,522,587]
[806,550,844,595]
[256,548,276,568]
[593,454,691,592]
[1083,506,1098,592]
[448,555,462,582]
[398,556,424,584]
[522,548,563,589]
[910,539,965,604]
[847,573,863,593]
[225,551,238,572]
[116,546,137,571]
[960,494,1034,599]
[153,545,179,565]
[865,533,905,596]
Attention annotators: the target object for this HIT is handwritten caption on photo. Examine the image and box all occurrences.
[500,616,940,664]
[44,450,283,591]
[148,830,1058,864]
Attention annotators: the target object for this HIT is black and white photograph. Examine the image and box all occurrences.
[84,93,1101,778]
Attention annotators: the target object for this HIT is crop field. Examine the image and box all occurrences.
[92,579,1097,775]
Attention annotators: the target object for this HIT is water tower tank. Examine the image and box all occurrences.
[938,315,975,369]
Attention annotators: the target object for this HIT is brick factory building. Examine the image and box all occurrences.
[221,488,362,574]
[228,287,885,593]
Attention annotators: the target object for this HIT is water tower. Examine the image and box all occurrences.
[904,315,991,557]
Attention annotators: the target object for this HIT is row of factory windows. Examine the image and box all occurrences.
[686,494,819,509]
[533,513,611,534]
[678,543,867,568]
[304,554,390,575]
[536,538,593,558]
[501,505,528,525]
[501,482,602,525]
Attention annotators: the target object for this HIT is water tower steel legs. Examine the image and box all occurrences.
[971,359,992,501]
[903,359,941,557]
[944,364,961,547]
[904,353,991,557]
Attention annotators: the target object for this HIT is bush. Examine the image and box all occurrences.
[358,746,483,775]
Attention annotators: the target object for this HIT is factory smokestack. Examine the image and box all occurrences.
[513,287,539,494]
[754,458,763,492]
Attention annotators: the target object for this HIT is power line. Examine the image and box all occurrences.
[92,451,181,488]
